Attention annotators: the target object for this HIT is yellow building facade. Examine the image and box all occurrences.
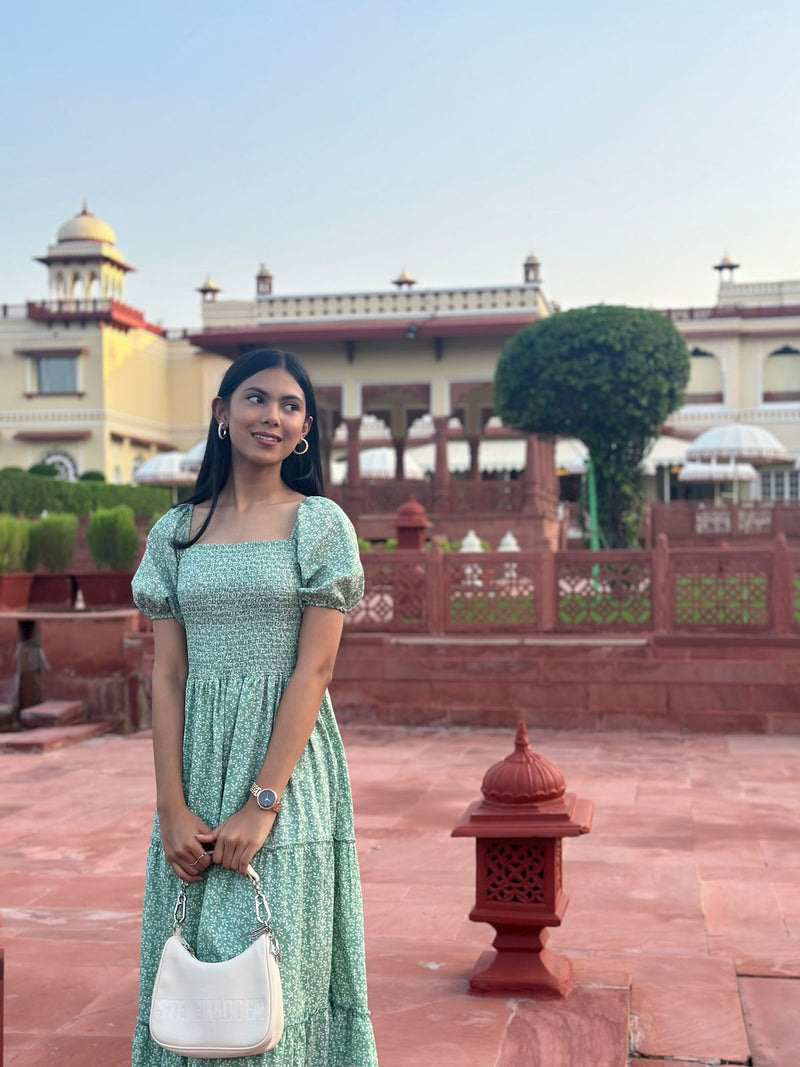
[0,208,227,483]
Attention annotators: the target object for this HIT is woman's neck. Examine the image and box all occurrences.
[219,463,296,511]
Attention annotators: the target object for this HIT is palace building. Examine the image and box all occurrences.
[0,207,227,484]
[2,207,800,535]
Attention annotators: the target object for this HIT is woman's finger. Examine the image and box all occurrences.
[172,860,204,884]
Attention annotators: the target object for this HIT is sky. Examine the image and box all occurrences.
[2,0,799,330]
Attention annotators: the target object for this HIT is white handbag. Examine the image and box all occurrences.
[149,865,284,1059]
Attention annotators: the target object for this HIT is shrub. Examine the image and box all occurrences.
[27,514,78,572]
[87,505,140,570]
[357,537,372,552]
[0,516,30,574]
[0,469,169,517]
[79,470,106,482]
[28,462,59,478]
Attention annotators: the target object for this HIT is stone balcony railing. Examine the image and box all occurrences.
[201,284,547,328]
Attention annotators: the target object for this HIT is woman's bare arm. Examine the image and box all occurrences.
[151,618,212,882]
[204,606,345,874]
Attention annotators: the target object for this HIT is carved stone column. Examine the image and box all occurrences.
[468,436,481,482]
[393,438,406,481]
[432,416,451,512]
[343,417,363,517]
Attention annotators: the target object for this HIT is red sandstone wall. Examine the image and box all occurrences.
[331,633,800,735]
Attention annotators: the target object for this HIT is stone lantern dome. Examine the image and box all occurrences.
[481,724,566,806]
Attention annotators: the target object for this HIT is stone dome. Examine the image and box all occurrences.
[481,723,566,805]
[57,206,116,245]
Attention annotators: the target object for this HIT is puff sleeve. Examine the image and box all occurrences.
[296,497,365,613]
[131,505,190,624]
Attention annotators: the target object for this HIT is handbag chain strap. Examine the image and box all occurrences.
[172,866,281,962]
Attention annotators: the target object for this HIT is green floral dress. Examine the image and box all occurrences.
[131,496,378,1066]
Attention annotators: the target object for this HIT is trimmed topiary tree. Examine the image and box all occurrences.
[495,305,690,547]
[27,514,78,572]
[87,505,140,571]
[0,517,30,573]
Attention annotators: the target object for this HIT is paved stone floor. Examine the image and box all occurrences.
[1,724,799,1066]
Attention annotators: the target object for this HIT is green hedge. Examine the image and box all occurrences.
[0,469,170,517]
[87,505,140,570]
[0,516,30,574]
[27,514,78,572]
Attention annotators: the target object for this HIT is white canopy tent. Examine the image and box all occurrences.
[330,446,425,484]
[180,439,207,472]
[134,451,196,503]
[133,452,195,487]
[678,460,758,483]
[402,435,690,477]
[687,424,789,464]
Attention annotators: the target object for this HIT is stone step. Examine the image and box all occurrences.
[0,722,112,753]
[19,700,85,729]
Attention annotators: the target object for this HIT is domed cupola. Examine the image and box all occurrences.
[57,204,117,245]
[36,204,133,304]
[481,723,566,806]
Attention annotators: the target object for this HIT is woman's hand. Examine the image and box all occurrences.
[205,806,277,876]
[158,805,215,883]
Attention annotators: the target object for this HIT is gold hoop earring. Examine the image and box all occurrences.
[294,437,309,455]
[217,423,228,440]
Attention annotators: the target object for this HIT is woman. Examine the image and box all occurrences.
[131,348,378,1065]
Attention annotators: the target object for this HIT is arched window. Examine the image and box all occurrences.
[763,346,800,403]
[41,450,78,482]
[685,348,723,404]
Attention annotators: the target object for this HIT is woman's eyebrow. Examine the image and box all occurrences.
[245,387,303,402]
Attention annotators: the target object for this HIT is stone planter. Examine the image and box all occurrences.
[0,573,34,610]
[28,574,77,610]
[75,572,135,608]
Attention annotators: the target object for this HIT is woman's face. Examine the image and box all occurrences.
[214,366,312,468]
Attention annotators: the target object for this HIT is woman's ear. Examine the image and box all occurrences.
[212,396,227,424]
[303,414,313,435]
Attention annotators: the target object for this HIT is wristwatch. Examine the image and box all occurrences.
[249,783,283,812]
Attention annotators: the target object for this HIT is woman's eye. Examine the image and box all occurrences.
[246,395,262,404]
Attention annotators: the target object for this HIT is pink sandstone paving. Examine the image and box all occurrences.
[0,726,799,1065]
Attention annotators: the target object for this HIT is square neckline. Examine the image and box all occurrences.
[185,496,310,548]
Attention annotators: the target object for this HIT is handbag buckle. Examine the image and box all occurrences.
[172,886,187,933]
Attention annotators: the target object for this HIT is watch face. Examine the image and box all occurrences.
[257,788,278,810]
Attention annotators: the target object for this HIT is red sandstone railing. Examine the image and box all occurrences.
[346,538,800,636]
[328,479,525,515]
[649,502,800,544]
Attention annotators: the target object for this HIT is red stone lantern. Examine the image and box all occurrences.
[452,722,593,996]
[394,497,432,550]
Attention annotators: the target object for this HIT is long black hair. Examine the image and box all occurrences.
[173,348,325,549]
